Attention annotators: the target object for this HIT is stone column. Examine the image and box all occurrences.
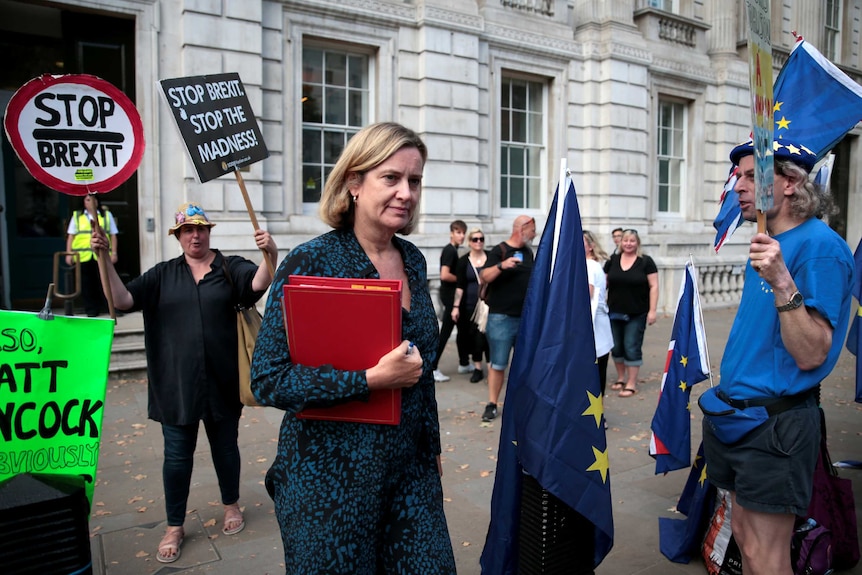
[707,0,738,55]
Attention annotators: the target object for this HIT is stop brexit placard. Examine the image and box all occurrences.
[3,74,145,196]
[158,73,269,183]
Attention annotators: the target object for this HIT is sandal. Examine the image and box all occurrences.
[223,504,245,536]
[610,381,625,391]
[157,527,184,563]
[618,387,638,398]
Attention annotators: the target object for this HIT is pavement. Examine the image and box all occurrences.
[88,306,862,575]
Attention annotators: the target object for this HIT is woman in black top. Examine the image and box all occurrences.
[451,228,490,383]
[603,229,658,397]
[91,202,278,563]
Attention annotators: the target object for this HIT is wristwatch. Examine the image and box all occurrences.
[497,262,503,270]
[776,290,804,312]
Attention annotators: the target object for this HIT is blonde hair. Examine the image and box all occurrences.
[319,122,427,234]
[467,228,484,249]
[621,229,642,257]
[582,230,609,262]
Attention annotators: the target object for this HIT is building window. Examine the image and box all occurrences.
[824,0,841,61]
[656,99,685,213]
[500,77,544,209]
[302,46,369,203]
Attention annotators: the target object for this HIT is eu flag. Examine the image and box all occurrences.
[713,166,741,253]
[480,175,613,573]
[650,262,710,474]
[849,238,862,403]
[658,442,716,563]
[713,36,862,250]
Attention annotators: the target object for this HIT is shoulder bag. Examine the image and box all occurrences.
[222,258,262,407]
[468,257,489,333]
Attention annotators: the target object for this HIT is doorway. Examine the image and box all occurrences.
[0,1,139,310]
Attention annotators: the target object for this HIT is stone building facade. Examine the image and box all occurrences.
[1,0,860,311]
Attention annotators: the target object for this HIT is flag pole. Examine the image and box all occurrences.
[688,254,714,388]
[549,158,567,281]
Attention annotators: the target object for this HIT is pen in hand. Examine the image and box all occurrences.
[406,341,415,356]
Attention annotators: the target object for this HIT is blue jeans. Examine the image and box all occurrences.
[486,313,521,370]
[161,417,241,526]
[610,312,647,367]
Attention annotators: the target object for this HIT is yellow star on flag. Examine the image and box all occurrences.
[699,463,708,487]
[786,143,801,155]
[586,445,610,483]
[679,355,688,368]
[581,390,604,428]
[774,101,783,112]
[776,116,791,130]
[678,380,688,392]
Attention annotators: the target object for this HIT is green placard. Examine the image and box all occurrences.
[0,311,114,508]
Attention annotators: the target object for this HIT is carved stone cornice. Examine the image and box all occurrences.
[651,57,717,83]
[483,22,580,58]
[281,0,415,24]
[419,5,484,32]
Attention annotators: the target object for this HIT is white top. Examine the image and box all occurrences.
[586,258,613,357]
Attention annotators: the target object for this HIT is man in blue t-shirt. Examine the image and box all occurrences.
[702,139,855,575]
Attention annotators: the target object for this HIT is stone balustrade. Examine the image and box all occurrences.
[500,0,554,17]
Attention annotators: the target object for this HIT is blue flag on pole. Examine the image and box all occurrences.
[480,174,613,574]
[713,36,862,250]
[713,166,741,252]
[658,442,716,563]
[650,263,710,474]
[849,238,862,403]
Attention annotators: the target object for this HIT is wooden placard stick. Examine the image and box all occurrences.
[234,170,275,276]
[86,197,117,321]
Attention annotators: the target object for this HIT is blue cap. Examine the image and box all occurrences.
[729,139,818,173]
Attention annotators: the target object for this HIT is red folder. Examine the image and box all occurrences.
[283,276,402,424]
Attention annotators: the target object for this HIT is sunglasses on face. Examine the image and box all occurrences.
[470,237,485,243]
[623,229,638,235]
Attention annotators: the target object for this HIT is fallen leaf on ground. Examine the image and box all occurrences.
[204,518,217,527]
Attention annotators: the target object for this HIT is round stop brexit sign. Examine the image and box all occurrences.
[3,74,144,196]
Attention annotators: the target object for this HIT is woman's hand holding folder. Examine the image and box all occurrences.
[366,340,423,390]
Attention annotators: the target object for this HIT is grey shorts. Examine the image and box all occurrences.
[702,398,820,516]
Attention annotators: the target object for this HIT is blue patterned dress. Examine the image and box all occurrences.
[251,229,456,575]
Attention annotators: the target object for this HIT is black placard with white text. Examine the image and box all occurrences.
[158,73,268,183]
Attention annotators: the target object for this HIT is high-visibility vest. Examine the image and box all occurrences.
[70,210,114,262]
